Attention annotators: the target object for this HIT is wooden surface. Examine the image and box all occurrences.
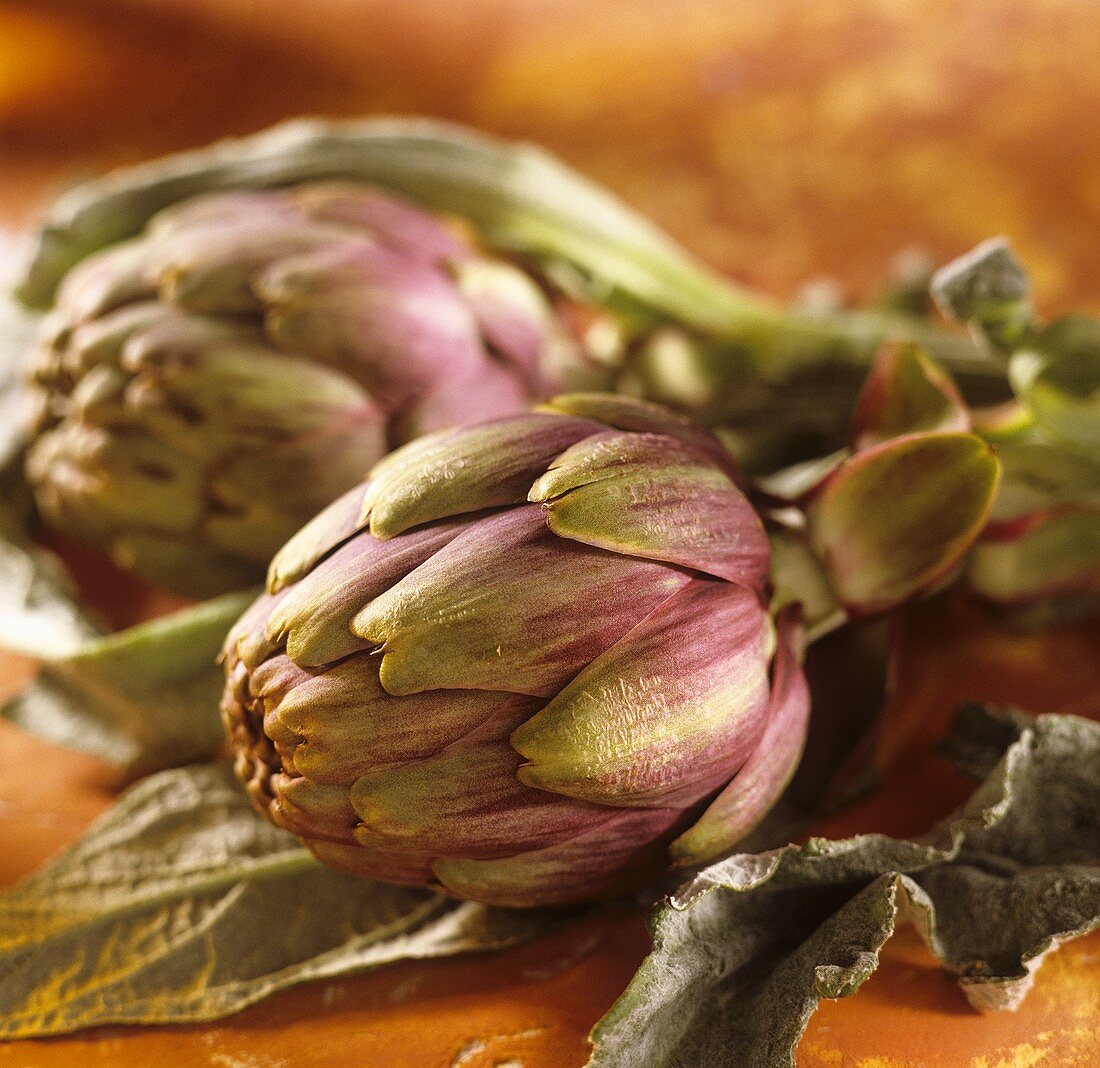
[2,2,1100,1064]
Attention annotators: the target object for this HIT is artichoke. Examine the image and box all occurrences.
[221,393,999,908]
[22,181,565,596]
[16,116,796,597]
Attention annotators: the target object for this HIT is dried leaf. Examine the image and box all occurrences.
[0,763,566,1039]
[588,709,1100,1067]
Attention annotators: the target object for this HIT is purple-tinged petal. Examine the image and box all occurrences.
[257,240,488,410]
[248,653,314,711]
[152,218,348,314]
[512,580,773,808]
[55,240,157,323]
[530,430,768,587]
[306,839,435,886]
[148,189,304,237]
[60,302,169,376]
[120,311,378,443]
[392,361,530,442]
[808,432,1001,614]
[353,505,693,697]
[25,420,207,538]
[269,774,359,843]
[433,806,684,908]
[206,410,385,565]
[264,516,473,667]
[851,342,970,451]
[542,392,745,484]
[454,258,555,387]
[349,743,618,860]
[223,587,291,671]
[293,182,472,265]
[267,484,371,593]
[362,413,602,540]
[669,608,810,867]
[222,658,260,754]
[264,653,541,785]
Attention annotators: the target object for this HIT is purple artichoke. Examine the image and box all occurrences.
[23,180,563,595]
[221,385,1001,908]
[221,395,809,907]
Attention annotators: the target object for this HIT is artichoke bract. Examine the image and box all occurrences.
[24,181,561,596]
[221,395,805,907]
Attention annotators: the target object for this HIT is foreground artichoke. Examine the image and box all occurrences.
[221,393,998,907]
[22,180,563,595]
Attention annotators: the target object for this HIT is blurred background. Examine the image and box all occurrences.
[2,0,1099,313]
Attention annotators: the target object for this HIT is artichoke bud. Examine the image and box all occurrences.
[21,179,575,596]
[221,388,999,907]
[931,237,1033,355]
[222,395,805,907]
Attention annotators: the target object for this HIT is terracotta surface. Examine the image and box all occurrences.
[1,2,1099,1065]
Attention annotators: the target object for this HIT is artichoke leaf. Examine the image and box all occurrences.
[0,763,565,1039]
[849,341,970,450]
[588,708,1100,1068]
[808,431,1001,613]
[1,591,256,772]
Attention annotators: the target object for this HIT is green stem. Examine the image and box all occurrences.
[732,305,1002,384]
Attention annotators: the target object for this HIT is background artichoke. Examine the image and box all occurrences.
[222,393,999,908]
[22,181,566,596]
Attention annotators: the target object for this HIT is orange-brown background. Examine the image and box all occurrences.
[1,2,1099,1065]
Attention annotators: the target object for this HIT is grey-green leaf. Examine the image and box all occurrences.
[0,763,564,1039]
[588,710,1100,1068]
[1,591,256,772]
